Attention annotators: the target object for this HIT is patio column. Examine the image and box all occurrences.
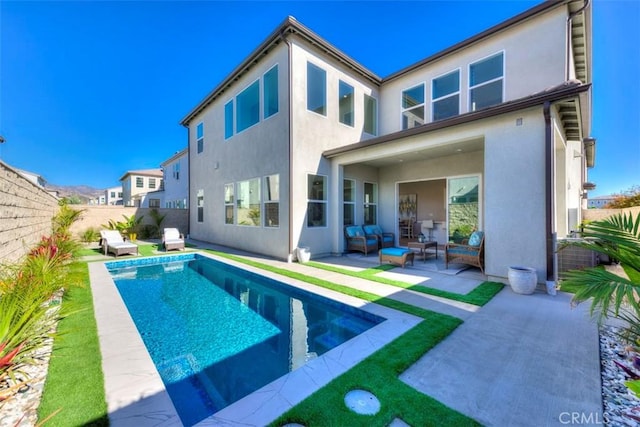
[330,162,344,255]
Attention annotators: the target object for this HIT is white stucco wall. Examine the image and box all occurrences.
[188,44,291,259]
[289,37,380,258]
[379,6,568,136]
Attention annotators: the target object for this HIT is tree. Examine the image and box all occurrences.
[606,185,640,209]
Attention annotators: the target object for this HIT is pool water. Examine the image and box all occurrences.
[106,254,383,426]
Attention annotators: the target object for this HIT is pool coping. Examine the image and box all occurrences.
[89,252,422,426]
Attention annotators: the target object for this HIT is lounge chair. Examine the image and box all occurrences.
[344,225,378,255]
[100,230,138,257]
[163,228,185,251]
[363,224,395,249]
[444,230,485,273]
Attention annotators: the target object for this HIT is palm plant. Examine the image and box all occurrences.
[563,212,640,324]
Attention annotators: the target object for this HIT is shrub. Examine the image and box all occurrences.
[80,227,100,244]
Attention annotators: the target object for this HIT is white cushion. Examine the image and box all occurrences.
[164,228,182,240]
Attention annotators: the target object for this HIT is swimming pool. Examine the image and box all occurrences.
[105,253,384,426]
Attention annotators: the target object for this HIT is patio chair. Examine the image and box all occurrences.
[100,230,138,257]
[399,218,414,239]
[363,224,395,249]
[445,230,485,273]
[344,225,378,256]
[163,228,185,251]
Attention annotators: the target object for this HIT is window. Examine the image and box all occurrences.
[338,80,354,126]
[364,94,377,135]
[136,177,143,188]
[432,70,460,120]
[264,174,279,227]
[343,179,355,226]
[238,178,261,226]
[237,80,260,133]
[263,65,279,119]
[173,162,180,180]
[470,52,504,111]
[110,191,115,198]
[307,62,326,116]
[196,122,204,153]
[224,183,234,225]
[149,178,156,189]
[363,182,377,225]
[307,174,327,227]
[402,84,425,129]
[224,100,234,139]
[118,192,122,198]
[197,189,204,222]
[149,198,160,208]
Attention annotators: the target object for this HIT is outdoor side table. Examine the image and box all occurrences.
[407,241,438,263]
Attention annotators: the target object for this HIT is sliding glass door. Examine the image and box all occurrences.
[447,176,480,243]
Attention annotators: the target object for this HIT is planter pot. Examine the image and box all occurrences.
[508,266,537,295]
[296,247,311,263]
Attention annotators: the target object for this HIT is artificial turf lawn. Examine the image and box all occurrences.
[306,260,503,306]
[37,262,108,426]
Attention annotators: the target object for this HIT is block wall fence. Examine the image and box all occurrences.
[0,161,60,263]
[68,205,189,238]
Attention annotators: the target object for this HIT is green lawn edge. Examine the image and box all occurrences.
[205,250,481,425]
[37,262,108,426]
[305,260,503,306]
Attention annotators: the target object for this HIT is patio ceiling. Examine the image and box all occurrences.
[352,138,484,168]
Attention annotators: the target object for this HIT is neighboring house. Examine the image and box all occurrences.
[15,168,47,188]
[105,186,123,205]
[119,169,164,207]
[588,195,615,209]
[181,0,594,285]
[161,148,189,209]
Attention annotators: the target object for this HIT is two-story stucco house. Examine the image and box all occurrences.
[119,169,164,207]
[182,0,594,285]
[104,186,123,205]
[161,148,189,209]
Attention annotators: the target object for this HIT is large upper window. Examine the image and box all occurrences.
[238,178,261,226]
[432,70,460,121]
[364,94,377,136]
[343,179,355,226]
[469,52,504,111]
[264,174,279,227]
[263,65,279,119]
[149,178,156,189]
[307,62,327,116]
[307,174,327,227]
[236,80,260,133]
[338,80,354,126]
[136,177,144,188]
[224,183,234,225]
[402,84,425,129]
[224,101,234,139]
[196,122,204,153]
[363,182,377,225]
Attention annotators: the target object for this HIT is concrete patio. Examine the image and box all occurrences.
[90,241,603,426]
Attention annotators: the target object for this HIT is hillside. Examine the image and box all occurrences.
[46,184,103,202]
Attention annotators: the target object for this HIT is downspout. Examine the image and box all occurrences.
[279,29,294,261]
[186,126,191,238]
[544,101,555,282]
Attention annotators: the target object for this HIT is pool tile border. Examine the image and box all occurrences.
[90,252,421,426]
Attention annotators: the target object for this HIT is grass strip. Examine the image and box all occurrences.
[272,318,479,426]
[37,262,108,426]
[205,250,479,425]
[306,260,503,306]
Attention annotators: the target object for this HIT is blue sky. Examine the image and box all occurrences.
[1,0,637,197]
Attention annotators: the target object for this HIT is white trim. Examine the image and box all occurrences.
[468,50,505,112]
[363,93,378,137]
[235,79,261,135]
[307,173,329,228]
[306,61,328,118]
[262,63,280,121]
[431,68,462,121]
[337,79,355,128]
[400,82,426,130]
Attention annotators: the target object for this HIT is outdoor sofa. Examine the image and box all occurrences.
[100,230,139,257]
